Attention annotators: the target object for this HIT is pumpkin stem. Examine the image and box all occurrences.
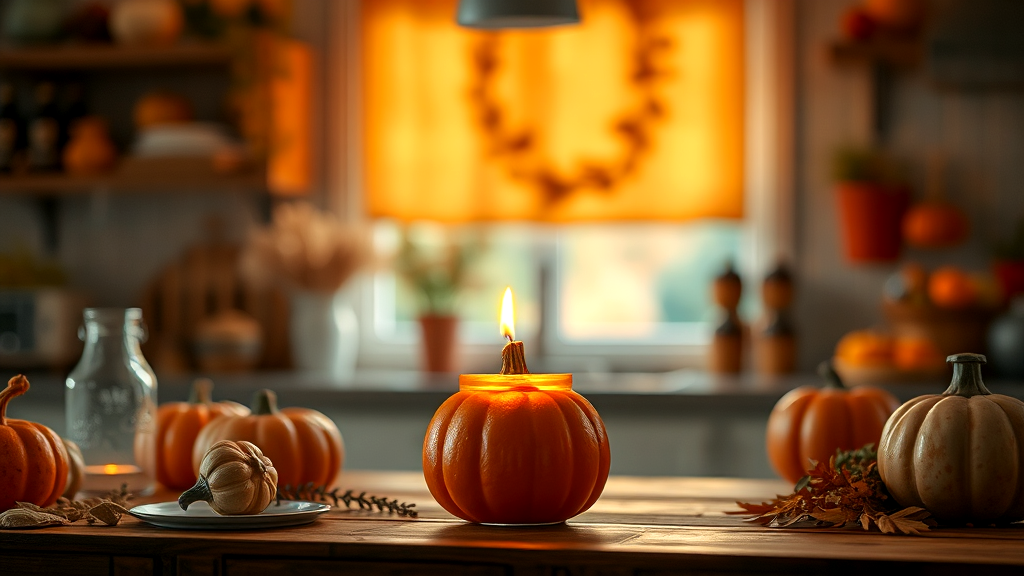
[189,378,214,404]
[178,474,214,510]
[817,361,846,389]
[0,374,30,426]
[943,353,991,398]
[251,389,279,415]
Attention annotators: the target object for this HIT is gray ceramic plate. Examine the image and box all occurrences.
[129,500,330,530]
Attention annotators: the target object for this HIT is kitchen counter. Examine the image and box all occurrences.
[4,471,1024,575]
[11,370,1024,478]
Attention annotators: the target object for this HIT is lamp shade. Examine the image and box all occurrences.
[457,0,579,29]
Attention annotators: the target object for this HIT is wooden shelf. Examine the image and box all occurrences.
[0,43,233,70]
[829,38,923,68]
[0,163,265,196]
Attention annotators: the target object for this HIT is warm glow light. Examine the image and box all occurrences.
[84,464,142,476]
[500,287,515,341]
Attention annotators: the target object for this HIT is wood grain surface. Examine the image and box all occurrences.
[3,471,1024,575]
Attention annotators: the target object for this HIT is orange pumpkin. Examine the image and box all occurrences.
[191,389,343,488]
[892,335,945,372]
[835,330,894,367]
[423,374,610,524]
[133,91,193,129]
[0,375,69,511]
[903,202,969,249]
[766,363,900,484]
[143,378,250,490]
[928,266,978,309]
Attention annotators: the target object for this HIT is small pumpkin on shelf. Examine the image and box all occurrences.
[191,389,344,488]
[139,378,250,490]
[766,362,901,484]
[0,375,70,511]
[878,353,1024,524]
[179,440,278,515]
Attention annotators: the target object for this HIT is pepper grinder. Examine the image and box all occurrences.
[710,261,744,374]
[755,263,796,375]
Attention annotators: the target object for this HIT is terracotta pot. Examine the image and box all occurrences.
[419,315,458,373]
[836,183,909,263]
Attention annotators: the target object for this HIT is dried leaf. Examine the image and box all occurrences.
[0,508,70,529]
[87,502,129,526]
[732,445,933,536]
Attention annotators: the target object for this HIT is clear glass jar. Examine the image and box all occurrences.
[66,308,157,496]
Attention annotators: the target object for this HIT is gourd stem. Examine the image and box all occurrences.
[252,389,279,415]
[178,475,213,510]
[817,361,846,390]
[0,375,30,426]
[189,378,214,404]
[943,354,991,398]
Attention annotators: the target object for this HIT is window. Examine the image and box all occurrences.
[328,0,793,372]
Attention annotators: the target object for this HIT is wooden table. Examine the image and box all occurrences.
[4,471,1024,575]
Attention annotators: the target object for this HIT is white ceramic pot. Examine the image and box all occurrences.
[110,0,183,46]
[288,290,358,381]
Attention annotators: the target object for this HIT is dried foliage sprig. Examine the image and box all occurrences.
[0,485,131,529]
[729,445,935,535]
[276,483,418,518]
[241,203,369,294]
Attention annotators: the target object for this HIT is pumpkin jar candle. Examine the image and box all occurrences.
[423,288,611,525]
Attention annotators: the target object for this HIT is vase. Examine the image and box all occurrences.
[419,315,458,373]
[289,290,358,380]
[988,297,1024,379]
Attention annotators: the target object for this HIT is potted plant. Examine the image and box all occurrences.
[832,147,909,263]
[394,230,483,373]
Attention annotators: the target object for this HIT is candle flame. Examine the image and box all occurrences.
[103,464,120,475]
[500,287,515,341]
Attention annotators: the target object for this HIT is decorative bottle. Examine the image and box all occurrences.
[66,308,157,495]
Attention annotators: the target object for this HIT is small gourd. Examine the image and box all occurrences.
[178,440,278,515]
[878,353,1024,524]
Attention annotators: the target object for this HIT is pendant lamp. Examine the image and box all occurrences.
[457,0,580,29]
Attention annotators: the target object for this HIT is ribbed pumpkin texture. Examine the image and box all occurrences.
[191,389,343,488]
[142,378,250,489]
[0,375,69,511]
[878,353,1024,523]
[423,376,610,524]
[767,363,900,484]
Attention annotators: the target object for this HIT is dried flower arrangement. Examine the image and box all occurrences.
[276,484,418,518]
[730,445,934,535]
[0,485,131,529]
[241,202,369,294]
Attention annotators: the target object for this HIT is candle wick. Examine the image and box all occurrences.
[505,334,513,343]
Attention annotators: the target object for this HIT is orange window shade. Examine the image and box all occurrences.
[362,0,744,222]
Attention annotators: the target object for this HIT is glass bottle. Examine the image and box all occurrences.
[66,308,157,496]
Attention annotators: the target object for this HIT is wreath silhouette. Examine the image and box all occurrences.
[468,5,674,207]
